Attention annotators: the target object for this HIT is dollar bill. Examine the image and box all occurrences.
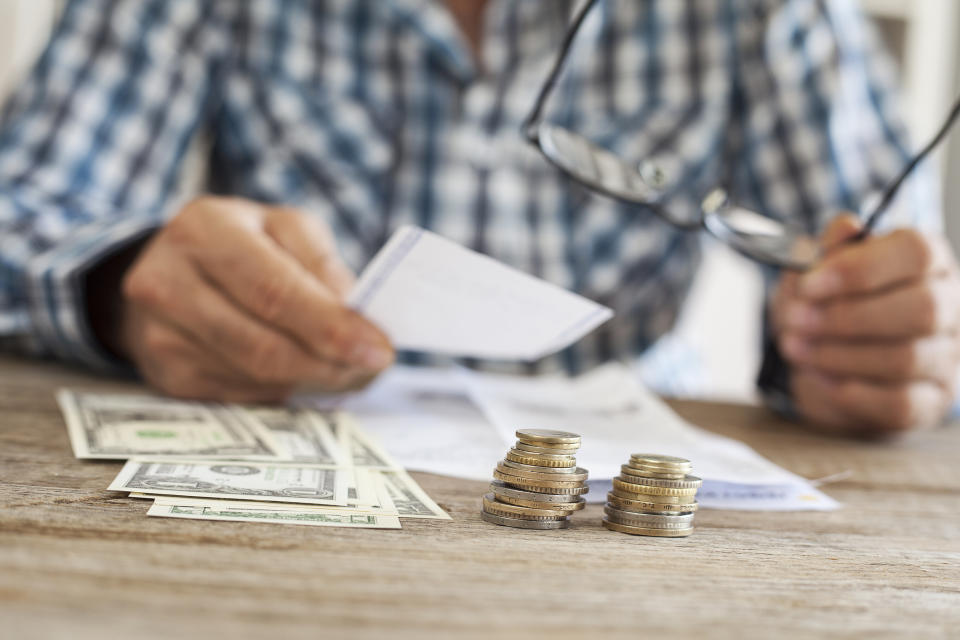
[147,501,401,528]
[130,469,380,508]
[235,406,346,464]
[323,412,398,469]
[57,390,280,460]
[376,469,450,519]
[109,458,350,506]
[340,467,385,506]
[132,468,396,513]
[146,494,395,515]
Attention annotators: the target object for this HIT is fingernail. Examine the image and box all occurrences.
[780,334,810,361]
[354,344,393,370]
[786,303,822,331]
[801,269,842,299]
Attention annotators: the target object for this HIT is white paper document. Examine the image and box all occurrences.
[459,364,840,511]
[304,365,840,511]
[348,226,613,360]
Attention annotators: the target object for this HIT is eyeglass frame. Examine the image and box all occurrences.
[521,0,960,268]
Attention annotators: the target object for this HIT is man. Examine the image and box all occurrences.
[0,0,957,436]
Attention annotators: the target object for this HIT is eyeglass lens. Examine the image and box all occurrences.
[523,0,960,270]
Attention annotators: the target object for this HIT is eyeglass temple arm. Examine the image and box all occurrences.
[521,0,600,142]
[858,93,960,239]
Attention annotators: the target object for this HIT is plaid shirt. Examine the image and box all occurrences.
[0,0,938,381]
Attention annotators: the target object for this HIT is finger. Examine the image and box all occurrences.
[791,369,850,434]
[819,213,863,253]
[179,202,393,369]
[792,369,951,435]
[127,250,381,385]
[781,277,960,339]
[132,321,293,403]
[295,367,383,394]
[264,207,356,300]
[828,378,949,433]
[141,323,372,401]
[763,218,856,342]
[800,228,954,301]
[770,270,801,332]
[780,332,960,383]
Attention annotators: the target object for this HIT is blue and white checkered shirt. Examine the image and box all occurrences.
[0,0,938,381]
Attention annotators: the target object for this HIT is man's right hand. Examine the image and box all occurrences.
[116,196,394,402]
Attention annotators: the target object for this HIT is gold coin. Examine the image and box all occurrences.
[497,493,586,511]
[515,441,580,454]
[496,462,588,483]
[515,428,581,445]
[625,466,688,480]
[629,453,691,465]
[502,480,590,497]
[493,472,590,494]
[612,477,698,497]
[626,461,691,474]
[610,489,687,504]
[602,518,694,537]
[506,450,577,468]
[621,464,686,480]
[482,495,570,520]
[628,454,691,472]
[613,473,702,490]
[490,480,584,504]
[606,493,698,513]
[501,459,578,474]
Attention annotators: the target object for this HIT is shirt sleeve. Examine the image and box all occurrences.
[728,0,943,414]
[0,0,231,371]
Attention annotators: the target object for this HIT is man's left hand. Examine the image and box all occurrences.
[772,215,960,436]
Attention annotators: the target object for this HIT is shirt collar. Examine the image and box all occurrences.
[386,0,477,83]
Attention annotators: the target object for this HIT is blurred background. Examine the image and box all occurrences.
[1,0,958,402]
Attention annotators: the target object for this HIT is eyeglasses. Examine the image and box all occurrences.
[522,0,960,270]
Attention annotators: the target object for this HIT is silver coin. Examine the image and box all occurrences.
[621,464,686,480]
[515,442,580,455]
[508,448,577,464]
[603,505,695,528]
[496,494,586,511]
[497,463,589,483]
[604,514,695,530]
[606,492,698,513]
[501,459,579,474]
[490,480,585,504]
[502,480,590,495]
[515,428,581,444]
[614,474,702,489]
[629,453,691,468]
[481,509,571,529]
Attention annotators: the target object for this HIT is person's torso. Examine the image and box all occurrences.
[209,0,741,372]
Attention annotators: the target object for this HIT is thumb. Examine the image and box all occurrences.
[819,213,863,254]
[264,207,356,301]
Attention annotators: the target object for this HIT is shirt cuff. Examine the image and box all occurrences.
[756,322,799,421]
[26,217,160,373]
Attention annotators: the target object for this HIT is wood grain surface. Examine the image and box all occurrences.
[0,355,958,640]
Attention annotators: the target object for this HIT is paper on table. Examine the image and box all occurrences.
[459,364,840,510]
[348,226,612,360]
[301,366,502,482]
[305,365,840,511]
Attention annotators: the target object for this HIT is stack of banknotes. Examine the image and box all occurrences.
[57,390,450,529]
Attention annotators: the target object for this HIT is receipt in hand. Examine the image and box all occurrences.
[348,226,613,360]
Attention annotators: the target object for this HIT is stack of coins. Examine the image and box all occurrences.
[481,428,589,530]
[603,454,702,537]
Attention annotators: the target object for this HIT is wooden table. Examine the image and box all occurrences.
[1,356,958,639]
